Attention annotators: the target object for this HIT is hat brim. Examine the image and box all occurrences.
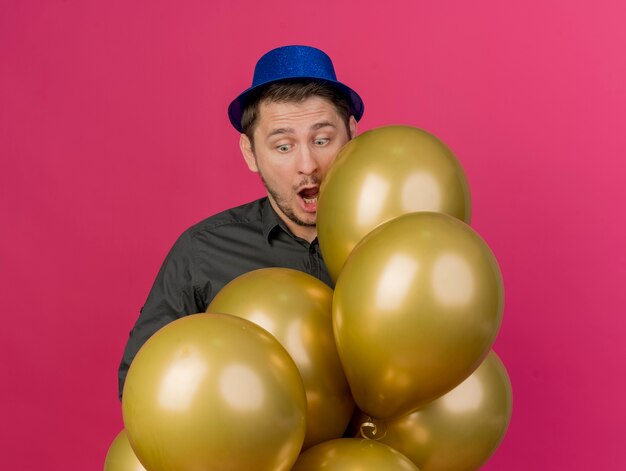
[228,77,364,133]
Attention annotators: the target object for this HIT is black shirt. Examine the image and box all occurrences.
[118,197,331,399]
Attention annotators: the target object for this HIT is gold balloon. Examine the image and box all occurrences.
[122,313,307,471]
[333,212,503,419]
[318,125,471,282]
[353,351,512,471]
[104,430,146,471]
[291,438,420,470]
[208,268,354,450]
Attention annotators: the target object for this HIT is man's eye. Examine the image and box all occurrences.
[314,138,330,146]
[277,144,291,152]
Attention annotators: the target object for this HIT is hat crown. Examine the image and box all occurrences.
[252,45,338,86]
[228,44,363,132]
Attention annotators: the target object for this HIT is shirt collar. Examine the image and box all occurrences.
[261,198,287,243]
[261,197,319,246]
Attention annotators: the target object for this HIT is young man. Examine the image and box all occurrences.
[118,45,364,399]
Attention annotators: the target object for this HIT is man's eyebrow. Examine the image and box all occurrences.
[267,127,294,138]
[311,121,337,130]
[266,121,336,139]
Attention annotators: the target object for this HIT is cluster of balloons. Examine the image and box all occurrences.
[105,125,512,470]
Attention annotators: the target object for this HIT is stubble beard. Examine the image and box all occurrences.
[259,172,318,228]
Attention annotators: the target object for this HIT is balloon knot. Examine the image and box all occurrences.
[359,418,386,440]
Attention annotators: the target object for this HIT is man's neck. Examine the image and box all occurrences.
[267,198,317,243]
[289,224,317,244]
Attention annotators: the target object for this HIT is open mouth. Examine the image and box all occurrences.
[298,186,319,210]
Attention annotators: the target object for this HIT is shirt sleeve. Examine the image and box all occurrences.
[117,230,202,400]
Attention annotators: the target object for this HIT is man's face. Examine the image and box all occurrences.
[240,96,356,240]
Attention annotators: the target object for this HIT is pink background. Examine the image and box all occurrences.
[2,1,624,469]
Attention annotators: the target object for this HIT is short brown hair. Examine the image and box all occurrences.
[241,81,352,148]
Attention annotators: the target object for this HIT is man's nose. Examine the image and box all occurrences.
[296,145,319,175]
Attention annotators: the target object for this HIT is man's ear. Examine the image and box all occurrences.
[239,134,258,173]
[349,116,357,139]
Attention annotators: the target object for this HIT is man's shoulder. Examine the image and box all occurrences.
[186,197,268,238]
